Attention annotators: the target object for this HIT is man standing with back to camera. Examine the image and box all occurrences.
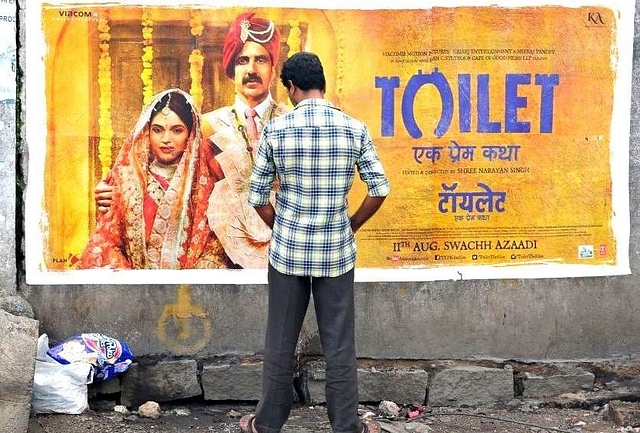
[242,52,390,433]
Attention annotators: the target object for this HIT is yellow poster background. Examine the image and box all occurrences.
[26,2,632,283]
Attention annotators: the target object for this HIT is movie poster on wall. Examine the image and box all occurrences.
[25,0,634,284]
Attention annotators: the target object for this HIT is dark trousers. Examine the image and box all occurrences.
[254,264,360,433]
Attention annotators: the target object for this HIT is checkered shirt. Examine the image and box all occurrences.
[248,98,390,277]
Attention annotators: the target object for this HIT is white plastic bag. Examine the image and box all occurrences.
[31,334,94,414]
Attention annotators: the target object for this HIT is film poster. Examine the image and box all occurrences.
[25,0,634,284]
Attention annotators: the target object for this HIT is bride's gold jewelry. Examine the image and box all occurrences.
[161,93,173,116]
[150,159,178,181]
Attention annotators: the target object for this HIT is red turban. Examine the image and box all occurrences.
[222,12,281,79]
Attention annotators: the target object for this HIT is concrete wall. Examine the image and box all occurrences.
[16,277,640,363]
[6,2,640,367]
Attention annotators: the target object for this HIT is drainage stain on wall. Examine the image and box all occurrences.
[157,285,212,355]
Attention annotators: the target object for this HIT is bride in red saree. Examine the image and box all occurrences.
[78,89,233,269]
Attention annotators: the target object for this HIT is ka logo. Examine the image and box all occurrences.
[587,12,605,25]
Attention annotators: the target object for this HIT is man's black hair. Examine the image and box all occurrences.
[280,52,326,92]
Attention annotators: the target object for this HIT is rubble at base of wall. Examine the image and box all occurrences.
[87,357,640,412]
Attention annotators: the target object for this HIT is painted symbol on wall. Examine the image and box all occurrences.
[156,285,212,355]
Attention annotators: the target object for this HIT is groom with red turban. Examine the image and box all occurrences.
[221,12,282,81]
[202,12,289,269]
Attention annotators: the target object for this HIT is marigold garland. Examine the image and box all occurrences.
[189,10,204,111]
[97,15,113,177]
[286,19,301,57]
[283,20,302,108]
[189,10,204,37]
[336,30,345,97]
[189,50,204,111]
[141,9,154,105]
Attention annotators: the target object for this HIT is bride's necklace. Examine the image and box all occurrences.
[149,160,178,181]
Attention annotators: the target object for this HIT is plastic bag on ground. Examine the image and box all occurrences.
[46,333,134,382]
[31,334,94,414]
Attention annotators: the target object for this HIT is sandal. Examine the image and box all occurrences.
[361,421,381,433]
[239,414,256,433]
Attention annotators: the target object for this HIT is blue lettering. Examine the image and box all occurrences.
[477,74,501,133]
[458,74,471,133]
[536,74,559,133]
[401,68,453,139]
[376,70,559,137]
[505,73,531,133]
[375,76,400,137]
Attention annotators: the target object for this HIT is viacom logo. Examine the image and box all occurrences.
[57,10,99,20]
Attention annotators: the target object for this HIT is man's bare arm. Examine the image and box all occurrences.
[350,195,387,233]
[253,203,275,229]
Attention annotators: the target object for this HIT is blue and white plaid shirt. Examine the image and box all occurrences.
[248,98,390,277]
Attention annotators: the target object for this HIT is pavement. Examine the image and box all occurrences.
[27,400,635,433]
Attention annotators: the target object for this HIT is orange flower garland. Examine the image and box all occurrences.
[189,50,204,111]
[189,9,204,37]
[97,14,113,177]
[141,9,154,105]
[286,19,301,57]
[189,10,204,111]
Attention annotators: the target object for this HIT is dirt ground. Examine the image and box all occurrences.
[27,401,635,433]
